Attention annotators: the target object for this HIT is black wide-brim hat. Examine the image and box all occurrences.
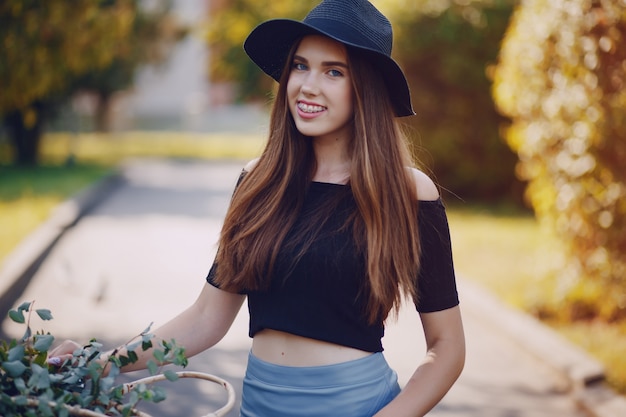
[243,0,415,117]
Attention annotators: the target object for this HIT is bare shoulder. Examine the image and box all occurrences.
[243,157,260,172]
[407,167,440,201]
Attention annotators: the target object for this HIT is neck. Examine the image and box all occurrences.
[311,137,351,184]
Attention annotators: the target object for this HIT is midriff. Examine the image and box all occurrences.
[251,329,372,367]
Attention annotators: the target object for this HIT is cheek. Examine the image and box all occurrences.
[341,87,354,116]
[286,75,299,100]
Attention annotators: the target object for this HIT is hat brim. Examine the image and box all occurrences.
[244,19,415,117]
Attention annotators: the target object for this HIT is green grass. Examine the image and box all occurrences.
[446,204,562,310]
[38,131,266,165]
[1,131,625,395]
[0,164,110,263]
[0,131,265,265]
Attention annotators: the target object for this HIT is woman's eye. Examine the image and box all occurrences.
[328,69,343,77]
[293,62,308,71]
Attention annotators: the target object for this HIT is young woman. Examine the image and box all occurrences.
[50,1,465,415]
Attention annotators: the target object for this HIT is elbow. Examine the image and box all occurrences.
[436,332,466,383]
[454,341,466,381]
[450,332,466,381]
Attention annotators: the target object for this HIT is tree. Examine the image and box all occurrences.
[493,0,626,320]
[0,1,136,164]
[206,0,318,102]
[0,0,185,164]
[71,2,187,132]
[388,0,520,202]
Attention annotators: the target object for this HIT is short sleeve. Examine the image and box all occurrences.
[206,262,219,287]
[414,199,459,313]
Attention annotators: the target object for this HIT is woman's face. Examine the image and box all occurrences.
[287,35,354,143]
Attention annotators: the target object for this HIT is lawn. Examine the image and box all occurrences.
[0,132,265,264]
[0,164,110,263]
[1,131,625,395]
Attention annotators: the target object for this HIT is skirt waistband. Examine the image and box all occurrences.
[245,351,390,389]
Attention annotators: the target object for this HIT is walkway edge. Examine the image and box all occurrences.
[0,171,125,321]
[459,278,626,417]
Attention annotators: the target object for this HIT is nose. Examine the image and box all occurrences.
[300,72,320,96]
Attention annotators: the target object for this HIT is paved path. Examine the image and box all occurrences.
[1,158,591,416]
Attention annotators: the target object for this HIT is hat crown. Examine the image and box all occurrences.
[243,0,414,116]
[303,0,393,56]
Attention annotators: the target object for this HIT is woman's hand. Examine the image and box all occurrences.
[47,339,83,366]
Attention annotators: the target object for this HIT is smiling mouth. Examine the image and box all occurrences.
[297,102,326,113]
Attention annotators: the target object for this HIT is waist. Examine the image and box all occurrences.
[251,329,372,367]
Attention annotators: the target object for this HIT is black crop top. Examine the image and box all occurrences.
[206,181,459,352]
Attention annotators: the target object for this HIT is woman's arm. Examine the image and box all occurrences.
[374,306,465,417]
[49,283,246,373]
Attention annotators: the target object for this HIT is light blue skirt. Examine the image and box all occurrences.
[240,351,400,417]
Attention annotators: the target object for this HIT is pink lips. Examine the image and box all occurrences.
[296,101,326,119]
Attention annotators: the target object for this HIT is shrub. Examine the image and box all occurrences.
[493,0,626,321]
[391,0,521,203]
[0,301,187,416]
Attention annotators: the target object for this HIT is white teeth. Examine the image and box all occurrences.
[298,103,325,113]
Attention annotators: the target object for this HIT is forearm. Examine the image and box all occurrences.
[375,307,465,417]
[375,341,465,417]
[101,304,212,373]
[89,284,245,375]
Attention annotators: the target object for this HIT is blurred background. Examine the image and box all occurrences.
[1,0,625,398]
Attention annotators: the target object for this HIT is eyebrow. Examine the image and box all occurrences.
[293,55,349,68]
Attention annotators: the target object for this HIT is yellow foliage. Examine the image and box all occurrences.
[493,0,626,320]
[0,0,136,114]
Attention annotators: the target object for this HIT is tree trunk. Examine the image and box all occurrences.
[94,91,112,132]
[3,103,45,166]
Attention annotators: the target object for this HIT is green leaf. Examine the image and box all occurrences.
[163,370,179,382]
[97,392,111,406]
[146,359,158,375]
[21,326,32,341]
[141,339,153,351]
[109,355,122,367]
[119,355,131,367]
[2,360,27,377]
[33,334,55,352]
[128,389,140,406]
[151,386,167,402]
[87,349,100,362]
[174,348,188,367]
[37,399,54,417]
[105,362,120,379]
[7,344,25,361]
[36,309,53,321]
[99,375,116,392]
[88,341,103,349]
[127,350,138,363]
[62,374,82,385]
[8,309,25,323]
[17,301,32,312]
[12,393,28,406]
[141,323,154,334]
[122,404,134,417]
[153,350,165,363]
[14,376,27,392]
[34,351,48,366]
[35,371,51,390]
[126,340,141,352]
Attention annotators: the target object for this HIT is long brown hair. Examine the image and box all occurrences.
[214,39,421,324]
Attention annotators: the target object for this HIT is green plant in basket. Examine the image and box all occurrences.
[0,301,188,417]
